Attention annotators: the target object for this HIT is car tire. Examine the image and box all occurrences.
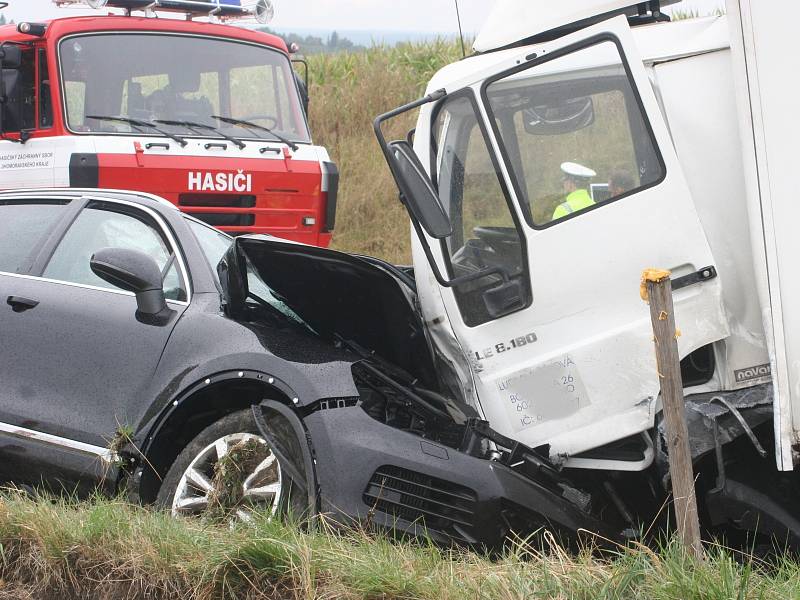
[156,409,296,520]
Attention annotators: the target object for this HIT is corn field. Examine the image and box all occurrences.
[305,40,464,263]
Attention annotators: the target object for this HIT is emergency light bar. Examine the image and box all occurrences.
[54,0,275,23]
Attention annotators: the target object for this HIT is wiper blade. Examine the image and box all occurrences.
[154,119,246,150]
[85,115,187,147]
[212,115,299,151]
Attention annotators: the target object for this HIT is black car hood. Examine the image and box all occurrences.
[218,236,437,386]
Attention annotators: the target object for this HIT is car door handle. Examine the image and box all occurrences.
[7,296,39,312]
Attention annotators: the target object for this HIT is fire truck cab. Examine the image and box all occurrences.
[0,0,337,246]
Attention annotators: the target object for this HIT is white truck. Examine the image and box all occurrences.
[367,0,800,545]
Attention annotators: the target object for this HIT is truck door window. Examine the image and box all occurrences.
[3,49,35,132]
[483,39,664,227]
[38,49,53,129]
[432,92,529,327]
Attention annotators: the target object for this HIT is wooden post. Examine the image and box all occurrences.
[641,269,704,560]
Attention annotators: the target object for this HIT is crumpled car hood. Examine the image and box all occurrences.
[218,236,438,386]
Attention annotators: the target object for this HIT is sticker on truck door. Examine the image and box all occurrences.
[474,331,538,361]
[496,355,589,432]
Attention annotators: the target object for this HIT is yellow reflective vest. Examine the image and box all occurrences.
[552,188,595,220]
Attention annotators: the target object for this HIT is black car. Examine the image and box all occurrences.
[0,188,606,547]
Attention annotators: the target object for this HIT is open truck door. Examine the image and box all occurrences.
[378,15,731,466]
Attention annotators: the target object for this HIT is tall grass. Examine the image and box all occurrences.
[1,491,798,599]
[307,40,464,263]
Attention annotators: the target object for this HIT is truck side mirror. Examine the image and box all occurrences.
[90,247,171,318]
[386,140,453,239]
[292,59,309,115]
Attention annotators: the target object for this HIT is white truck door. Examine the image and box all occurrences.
[415,16,730,461]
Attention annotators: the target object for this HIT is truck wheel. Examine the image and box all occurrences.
[156,410,287,520]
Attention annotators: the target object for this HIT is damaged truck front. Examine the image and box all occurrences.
[354,0,800,548]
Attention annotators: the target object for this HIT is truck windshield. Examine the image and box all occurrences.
[59,33,310,144]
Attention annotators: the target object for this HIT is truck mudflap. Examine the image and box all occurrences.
[300,404,614,549]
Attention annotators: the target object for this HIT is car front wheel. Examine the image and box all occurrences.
[156,410,284,520]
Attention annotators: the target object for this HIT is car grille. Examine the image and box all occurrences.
[363,465,478,541]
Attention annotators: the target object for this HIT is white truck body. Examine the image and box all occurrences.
[726,0,800,470]
[400,0,798,474]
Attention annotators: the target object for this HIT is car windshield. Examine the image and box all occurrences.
[186,218,308,327]
[59,33,310,143]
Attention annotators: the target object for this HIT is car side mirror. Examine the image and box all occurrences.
[90,247,170,317]
[386,140,452,239]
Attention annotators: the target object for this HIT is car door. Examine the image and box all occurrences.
[413,17,730,461]
[0,195,189,485]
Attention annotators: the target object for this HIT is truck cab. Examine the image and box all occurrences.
[0,1,337,246]
[370,0,800,544]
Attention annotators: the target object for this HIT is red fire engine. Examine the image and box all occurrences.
[0,0,338,246]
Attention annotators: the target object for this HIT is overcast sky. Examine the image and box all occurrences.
[2,0,726,33]
[1,0,493,33]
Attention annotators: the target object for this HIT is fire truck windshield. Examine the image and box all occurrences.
[58,33,311,144]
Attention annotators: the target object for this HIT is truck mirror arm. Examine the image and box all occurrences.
[375,89,514,290]
[407,213,512,289]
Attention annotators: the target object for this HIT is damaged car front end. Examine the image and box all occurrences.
[219,236,614,548]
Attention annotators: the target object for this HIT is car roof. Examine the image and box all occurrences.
[0,188,178,211]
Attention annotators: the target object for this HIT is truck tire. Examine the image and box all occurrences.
[156,409,292,520]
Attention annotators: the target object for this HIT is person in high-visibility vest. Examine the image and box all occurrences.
[552,162,597,220]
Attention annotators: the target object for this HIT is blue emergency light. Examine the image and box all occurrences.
[56,0,274,23]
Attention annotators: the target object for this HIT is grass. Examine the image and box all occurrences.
[306,40,465,264]
[0,490,799,599]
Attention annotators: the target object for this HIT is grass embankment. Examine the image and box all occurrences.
[1,492,798,600]
[307,41,463,264]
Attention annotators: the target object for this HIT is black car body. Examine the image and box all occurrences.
[0,188,608,547]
